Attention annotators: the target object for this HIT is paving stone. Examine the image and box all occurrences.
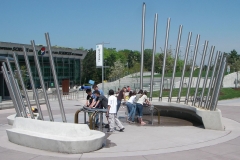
[143,150,216,160]
[219,151,240,160]
[225,137,240,146]
[0,150,37,160]
[0,146,8,153]
[81,156,146,160]
[198,155,234,160]
[199,143,240,156]
[31,155,80,160]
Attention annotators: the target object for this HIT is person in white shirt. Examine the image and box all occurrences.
[126,90,136,123]
[136,90,151,125]
[107,89,125,133]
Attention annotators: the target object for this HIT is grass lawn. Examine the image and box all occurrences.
[151,88,240,100]
[144,69,230,78]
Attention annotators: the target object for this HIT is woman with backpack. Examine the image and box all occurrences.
[125,90,137,123]
[136,90,151,125]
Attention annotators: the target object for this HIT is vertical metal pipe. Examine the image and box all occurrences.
[1,64,21,116]
[192,40,208,106]
[177,32,192,102]
[159,18,171,101]
[102,43,104,94]
[204,51,220,109]
[209,53,224,109]
[140,2,146,89]
[31,40,54,121]
[185,34,200,105]
[211,55,226,111]
[23,46,44,120]
[169,25,182,102]
[149,13,158,101]
[45,33,67,122]
[5,58,28,118]
[199,46,215,108]
[13,53,34,119]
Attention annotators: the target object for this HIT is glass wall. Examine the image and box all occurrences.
[15,55,81,89]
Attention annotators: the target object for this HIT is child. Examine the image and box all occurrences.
[107,89,125,133]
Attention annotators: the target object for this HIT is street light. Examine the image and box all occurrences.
[104,60,107,81]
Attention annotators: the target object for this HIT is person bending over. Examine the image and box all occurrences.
[126,90,136,123]
[136,90,151,125]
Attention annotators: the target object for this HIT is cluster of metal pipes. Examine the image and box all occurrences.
[139,3,226,111]
[1,33,67,122]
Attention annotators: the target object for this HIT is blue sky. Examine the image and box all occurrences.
[0,0,239,56]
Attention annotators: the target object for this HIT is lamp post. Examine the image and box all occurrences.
[104,60,107,81]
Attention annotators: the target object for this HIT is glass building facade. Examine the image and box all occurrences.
[0,41,87,99]
[16,55,81,88]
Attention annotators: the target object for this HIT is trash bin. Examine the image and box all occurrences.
[0,96,2,103]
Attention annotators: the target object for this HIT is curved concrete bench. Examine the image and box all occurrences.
[6,117,105,153]
[144,102,224,131]
[7,114,16,125]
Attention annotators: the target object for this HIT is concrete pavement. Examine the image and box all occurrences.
[0,98,240,159]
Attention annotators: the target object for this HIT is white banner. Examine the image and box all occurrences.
[96,44,103,67]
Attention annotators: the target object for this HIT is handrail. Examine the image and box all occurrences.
[74,109,83,124]
[89,111,99,130]
[154,107,160,124]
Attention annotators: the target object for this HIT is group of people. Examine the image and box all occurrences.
[85,85,151,133]
[123,88,151,125]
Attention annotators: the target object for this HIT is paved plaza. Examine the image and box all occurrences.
[0,98,240,160]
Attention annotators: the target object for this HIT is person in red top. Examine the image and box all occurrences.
[116,87,126,112]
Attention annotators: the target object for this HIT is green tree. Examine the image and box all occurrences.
[129,62,141,84]
[81,49,102,84]
[109,60,125,87]
[144,49,153,71]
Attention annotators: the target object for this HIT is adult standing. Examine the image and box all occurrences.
[136,90,151,125]
[116,87,127,112]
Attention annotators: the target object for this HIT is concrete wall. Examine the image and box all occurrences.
[222,72,239,88]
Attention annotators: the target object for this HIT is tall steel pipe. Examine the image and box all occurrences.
[211,55,226,111]
[185,34,200,105]
[159,18,171,101]
[140,2,146,89]
[5,58,27,118]
[209,53,224,109]
[149,13,158,101]
[31,40,54,121]
[192,40,208,106]
[177,32,192,103]
[199,46,215,108]
[13,53,34,119]
[23,46,44,120]
[1,64,21,116]
[45,33,67,122]
[168,25,182,102]
[204,51,220,109]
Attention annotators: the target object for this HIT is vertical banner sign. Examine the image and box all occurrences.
[96,44,103,67]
